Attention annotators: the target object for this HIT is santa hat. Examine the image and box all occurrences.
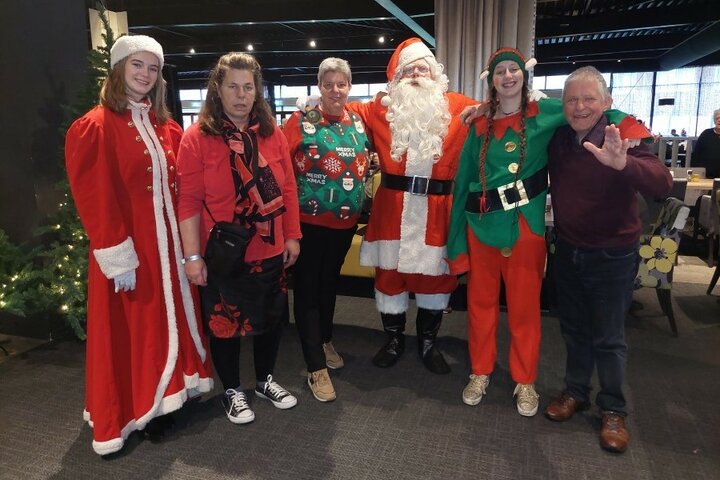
[110,34,164,69]
[386,37,436,82]
[479,47,536,87]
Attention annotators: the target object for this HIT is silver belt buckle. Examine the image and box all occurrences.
[498,179,529,210]
[410,175,429,196]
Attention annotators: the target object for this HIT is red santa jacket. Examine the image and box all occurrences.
[347,92,476,275]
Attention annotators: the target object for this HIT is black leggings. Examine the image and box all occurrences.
[210,327,283,391]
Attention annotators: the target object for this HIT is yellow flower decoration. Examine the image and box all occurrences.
[635,262,658,288]
[639,236,678,274]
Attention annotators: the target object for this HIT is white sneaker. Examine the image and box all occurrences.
[513,383,539,417]
[255,375,298,409]
[222,389,255,424]
[462,374,490,406]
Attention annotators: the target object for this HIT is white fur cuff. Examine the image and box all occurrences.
[375,290,409,314]
[416,293,450,310]
[93,237,140,279]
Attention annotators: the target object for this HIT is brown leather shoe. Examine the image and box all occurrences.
[544,391,590,422]
[600,413,629,453]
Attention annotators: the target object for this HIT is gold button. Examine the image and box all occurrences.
[167,150,173,156]
[169,165,175,172]
[170,182,175,188]
[146,185,153,192]
[146,166,153,172]
[504,141,517,153]
[143,149,149,155]
[127,121,134,128]
[500,247,512,257]
[135,135,142,142]
[508,162,519,174]
[159,136,164,141]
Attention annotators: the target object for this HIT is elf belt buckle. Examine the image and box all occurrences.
[498,179,529,211]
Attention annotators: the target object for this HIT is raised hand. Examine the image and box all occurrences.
[582,124,632,171]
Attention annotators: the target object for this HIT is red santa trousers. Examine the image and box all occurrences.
[466,215,546,384]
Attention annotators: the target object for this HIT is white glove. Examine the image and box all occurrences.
[295,94,321,111]
[114,270,137,293]
[528,89,548,102]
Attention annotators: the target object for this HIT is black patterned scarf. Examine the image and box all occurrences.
[220,113,285,244]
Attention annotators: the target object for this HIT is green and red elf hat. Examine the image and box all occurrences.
[479,47,537,86]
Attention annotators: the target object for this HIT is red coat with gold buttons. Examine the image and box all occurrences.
[65,104,213,455]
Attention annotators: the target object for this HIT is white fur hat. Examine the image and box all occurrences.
[110,35,164,69]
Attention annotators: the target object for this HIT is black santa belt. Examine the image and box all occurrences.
[465,167,548,213]
[381,173,454,196]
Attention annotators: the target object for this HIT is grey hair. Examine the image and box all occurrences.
[317,57,352,84]
[714,109,720,118]
[564,66,611,101]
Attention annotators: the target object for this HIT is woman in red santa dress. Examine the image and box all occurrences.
[65,35,213,456]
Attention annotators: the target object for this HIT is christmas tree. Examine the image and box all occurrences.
[0,4,115,340]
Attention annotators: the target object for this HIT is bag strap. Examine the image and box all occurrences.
[203,131,260,225]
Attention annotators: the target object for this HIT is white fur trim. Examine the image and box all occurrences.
[111,35,164,68]
[525,58,537,71]
[416,293,451,310]
[93,237,139,279]
[381,95,392,107]
[375,289,409,314]
[396,41,435,77]
[92,437,126,456]
[360,239,448,276]
[184,373,214,393]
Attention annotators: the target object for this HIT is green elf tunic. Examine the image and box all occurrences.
[447,98,632,273]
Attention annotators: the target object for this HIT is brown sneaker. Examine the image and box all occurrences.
[545,391,590,422]
[323,342,344,369]
[600,413,629,453]
[308,368,336,402]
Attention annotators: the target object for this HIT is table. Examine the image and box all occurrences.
[686,179,714,191]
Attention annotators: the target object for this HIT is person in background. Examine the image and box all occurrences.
[65,34,213,455]
[544,66,672,453]
[283,57,371,402]
[692,109,720,178]
[177,52,301,425]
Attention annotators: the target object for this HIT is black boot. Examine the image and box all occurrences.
[416,308,450,374]
[372,313,406,368]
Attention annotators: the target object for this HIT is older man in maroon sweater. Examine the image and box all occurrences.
[544,66,672,454]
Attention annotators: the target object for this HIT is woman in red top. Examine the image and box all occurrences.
[178,53,302,425]
[65,35,213,456]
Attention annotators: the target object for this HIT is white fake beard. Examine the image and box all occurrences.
[385,76,451,164]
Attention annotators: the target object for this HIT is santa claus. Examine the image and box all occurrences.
[346,38,478,374]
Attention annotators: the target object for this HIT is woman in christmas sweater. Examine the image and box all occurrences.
[283,57,371,402]
[447,48,649,417]
[178,53,301,425]
[64,35,213,456]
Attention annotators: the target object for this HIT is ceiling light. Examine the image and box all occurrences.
[189,48,195,54]
[378,36,385,44]
[247,44,254,51]
[309,40,316,48]
[617,59,621,63]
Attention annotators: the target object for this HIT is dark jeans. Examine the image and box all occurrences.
[210,327,282,391]
[553,237,639,415]
[292,222,357,372]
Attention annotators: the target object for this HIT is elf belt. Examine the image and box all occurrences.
[381,173,454,196]
[465,167,548,213]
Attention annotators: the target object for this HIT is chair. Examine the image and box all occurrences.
[634,197,690,336]
[706,182,720,295]
[697,179,720,268]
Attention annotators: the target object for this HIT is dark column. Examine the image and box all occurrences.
[0,0,88,242]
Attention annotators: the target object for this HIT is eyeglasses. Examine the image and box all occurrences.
[401,64,431,76]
